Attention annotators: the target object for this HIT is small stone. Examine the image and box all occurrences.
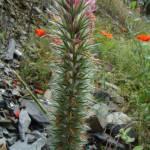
[107,89,125,105]
[4,38,16,61]
[0,63,5,69]
[18,108,31,141]
[106,112,131,125]
[14,49,23,59]
[93,103,109,128]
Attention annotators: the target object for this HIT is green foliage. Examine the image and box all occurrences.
[20,59,51,90]
[97,0,129,26]
[133,145,143,150]
[130,1,137,9]
[94,11,150,148]
[20,34,53,90]
[51,0,91,150]
[123,0,150,14]
[117,128,135,144]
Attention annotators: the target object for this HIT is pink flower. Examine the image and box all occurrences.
[84,0,96,12]
[74,0,96,12]
[74,0,80,6]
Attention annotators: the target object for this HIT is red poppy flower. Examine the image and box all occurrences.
[53,38,63,45]
[136,34,150,42]
[100,31,113,39]
[35,29,46,37]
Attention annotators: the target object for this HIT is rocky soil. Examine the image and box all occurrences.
[0,0,51,48]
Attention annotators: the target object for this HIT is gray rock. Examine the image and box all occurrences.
[27,130,45,144]
[106,112,131,125]
[3,128,9,137]
[18,108,31,141]
[14,49,23,59]
[108,101,120,112]
[21,100,50,125]
[4,38,16,61]
[93,103,109,128]
[10,135,47,150]
[93,103,131,128]
[94,89,125,105]
[27,134,36,144]
[108,89,125,104]
[7,135,17,146]
[93,82,125,105]
[0,63,5,69]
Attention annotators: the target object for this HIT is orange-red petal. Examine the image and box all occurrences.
[35,29,46,37]
[100,31,113,39]
[15,110,20,118]
[136,34,150,42]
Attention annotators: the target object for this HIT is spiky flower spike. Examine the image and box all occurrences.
[52,0,91,149]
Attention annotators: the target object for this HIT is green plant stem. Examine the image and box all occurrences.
[12,68,50,118]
